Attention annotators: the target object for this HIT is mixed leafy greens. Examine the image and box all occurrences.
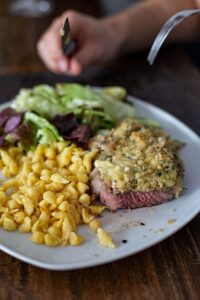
[12,83,134,125]
[0,83,159,149]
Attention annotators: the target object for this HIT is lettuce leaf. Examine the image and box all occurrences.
[12,85,66,118]
[24,112,63,144]
[36,128,59,145]
[12,83,138,133]
[56,83,136,122]
[101,86,126,101]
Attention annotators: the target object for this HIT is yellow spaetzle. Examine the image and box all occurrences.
[0,143,115,248]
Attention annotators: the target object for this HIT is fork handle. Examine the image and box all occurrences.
[147,9,200,65]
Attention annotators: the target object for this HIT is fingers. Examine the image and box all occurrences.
[37,10,85,75]
[37,17,69,74]
[71,46,95,74]
[37,40,67,74]
[68,59,82,76]
[37,10,114,76]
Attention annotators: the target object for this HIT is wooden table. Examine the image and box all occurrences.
[0,1,200,300]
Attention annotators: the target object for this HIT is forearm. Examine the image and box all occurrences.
[103,0,200,54]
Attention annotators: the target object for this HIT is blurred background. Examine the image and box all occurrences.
[0,0,137,73]
[0,0,199,74]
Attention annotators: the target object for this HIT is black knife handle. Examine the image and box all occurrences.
[63,40,77,57]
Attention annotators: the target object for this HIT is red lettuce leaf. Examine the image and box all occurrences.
[0,108,25,146]
[63,124,91,149]
[0,108,16,127]
[51,113,91,149]
[69,124,91,140]
[51,113,78,136]
[4,112,24,134]
[0,135,5,147]
[6,123,33,143]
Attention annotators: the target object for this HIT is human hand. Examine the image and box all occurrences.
[37,10,122,76]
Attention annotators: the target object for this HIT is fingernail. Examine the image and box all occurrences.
[58,60,68,72]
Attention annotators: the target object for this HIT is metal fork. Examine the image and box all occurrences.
[147,9,200,65]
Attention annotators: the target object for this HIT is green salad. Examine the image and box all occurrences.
[0,83,159,148]
[12,84,133,123]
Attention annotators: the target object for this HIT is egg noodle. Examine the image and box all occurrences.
[0,142,115,248]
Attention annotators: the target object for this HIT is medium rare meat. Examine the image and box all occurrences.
[90,169,175,210]
[90,119,184,210]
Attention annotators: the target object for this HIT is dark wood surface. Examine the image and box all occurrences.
[0,1,200,300]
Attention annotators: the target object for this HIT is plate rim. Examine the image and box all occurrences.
[0,95,199,271]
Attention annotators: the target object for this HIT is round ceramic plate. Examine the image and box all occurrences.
[0,95,200,270]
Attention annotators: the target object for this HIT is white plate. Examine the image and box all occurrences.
[0,96,200,271]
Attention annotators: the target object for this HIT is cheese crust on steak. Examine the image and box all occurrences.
[90,119,184,210]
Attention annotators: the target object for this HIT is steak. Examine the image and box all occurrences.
[90,170,175,210]
[89,118,184,210]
